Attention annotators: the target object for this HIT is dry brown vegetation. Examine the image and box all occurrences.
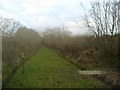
[41,26,119,87]
[42,27,119,70]
[1,18,41,84]
[1,0,120,88]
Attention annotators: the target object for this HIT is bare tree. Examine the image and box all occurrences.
[82,0,120,37]
[0,17,22,36]
[42,27,72,50]
[80,0,119,57]
[117,1,120,33]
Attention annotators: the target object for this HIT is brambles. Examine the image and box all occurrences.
[41,26,118,70]
[2,17,41,84]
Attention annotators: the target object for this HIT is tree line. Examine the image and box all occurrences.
[1,0,120,87]
[41,0,119,70]
[1,17,41,84]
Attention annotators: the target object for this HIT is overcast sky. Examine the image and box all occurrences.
[0,0,95,34]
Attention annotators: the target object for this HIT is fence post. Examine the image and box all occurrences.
[21,53,25,74]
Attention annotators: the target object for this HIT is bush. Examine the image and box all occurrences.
[2,27,41,84]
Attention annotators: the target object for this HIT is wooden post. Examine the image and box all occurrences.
[22,53,25,74]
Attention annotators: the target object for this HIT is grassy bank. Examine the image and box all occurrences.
[5,47,105,88]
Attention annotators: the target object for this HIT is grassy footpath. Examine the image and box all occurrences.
[5,47,105,88]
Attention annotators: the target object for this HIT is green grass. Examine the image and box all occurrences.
[5,47,105,88]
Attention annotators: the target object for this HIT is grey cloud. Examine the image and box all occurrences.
[0,0,92,34]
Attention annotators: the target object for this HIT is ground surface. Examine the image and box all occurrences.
[5,47,106,88]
